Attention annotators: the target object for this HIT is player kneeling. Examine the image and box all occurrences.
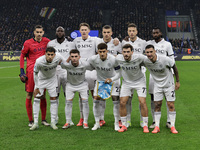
[61,49,93,129]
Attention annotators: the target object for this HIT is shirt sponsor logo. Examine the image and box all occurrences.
[33,47,46,52]
[96,66,111,71]
[150,68,164,73]
[77,44,92,49]
[134,48,141,52]
[156,49,165,54]
[57,49,69,53]
[69,72,83,75]
[122,66,138,70]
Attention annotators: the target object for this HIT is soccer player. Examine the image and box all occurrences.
[30,47,64,130]
[47,26,75,125]
[144,44,180,134]
[19,25,50,127]
[73,22,98,127]
[88,43,121,131]
[147,27,175,129]
[96,25,122,126]
[60,49,93,129]
[122,23,147,127]
[116,44,149,133]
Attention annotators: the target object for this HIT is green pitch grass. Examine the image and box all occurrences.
[0,61,200,150]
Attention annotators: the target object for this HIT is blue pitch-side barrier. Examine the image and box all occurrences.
[0,51,200,61]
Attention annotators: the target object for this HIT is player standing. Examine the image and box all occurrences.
[116,44,149,133]
[144,45,180,134]
[88,43,121,131]
[122,23,147,127]
[73,23,98,126]
[61,49,93,129]
[30,47,64,130]
[19,25,50,127]
[47,26,75,125]
[147,27,175,129]
[96,25,122,126]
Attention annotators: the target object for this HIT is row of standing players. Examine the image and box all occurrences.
[19,23,180,133]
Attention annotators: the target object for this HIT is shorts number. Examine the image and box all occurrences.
[142,87,146,93]
[171,91,175,97]
[116,87,120,92]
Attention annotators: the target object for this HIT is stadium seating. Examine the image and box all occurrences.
[0,0,198,51]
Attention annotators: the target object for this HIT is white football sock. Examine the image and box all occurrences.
[154,112,161,127]
[100,100,106,120]
[113,101,120,124]
[79,97,83,118]
[143,117,148,127]
[65,100,73,123]
[121,116,127,127]
[50,100,58,124]
[82,99,89,124]
[169,111,176,127]
[33,98,40,124]
[93,99,100,123]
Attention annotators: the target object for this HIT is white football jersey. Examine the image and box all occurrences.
[147,38,174,57]
[73,36,98,59]
[116,54,145,83]
[47,38,75,74]
[61,59,93,85]
[96,38,122,55]
[34,53,64,80]
[88,53,119,81]
[143,55,175,88]
[122,37,147,54]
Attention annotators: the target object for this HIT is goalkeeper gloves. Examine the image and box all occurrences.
[19,68,28,83]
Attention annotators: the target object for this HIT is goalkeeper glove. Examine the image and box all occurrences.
[19,68,28,83]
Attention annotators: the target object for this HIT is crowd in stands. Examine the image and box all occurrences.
[0,0,199,52]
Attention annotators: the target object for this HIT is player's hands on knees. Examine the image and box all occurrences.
[175,81,180,90]
[34,88,41,98]
[19,68,27,83]
[113,38,119,46]
[105,78,112,84]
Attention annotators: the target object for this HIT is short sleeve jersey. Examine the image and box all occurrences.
[143,55,175,88]
[21,37,50,70]
[96,38,122,55]
[88,53,119,81]
[34,53,64,80]
[116,54,145,83]
[61,60,92,85]
[47,38,75,73]
[147,39,174,56]
[73,36,97,59]
[122,37,147,54]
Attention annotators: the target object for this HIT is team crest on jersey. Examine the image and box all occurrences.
[88,40,92,43]
[159,64,163,68]
[108,63,111,67]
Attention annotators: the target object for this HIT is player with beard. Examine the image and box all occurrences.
[147,27,175,129]
[122,23,147,127]
[47,26,75,125]
[19,25,50,127]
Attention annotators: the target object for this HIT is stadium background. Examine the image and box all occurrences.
[0,0,200,149]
